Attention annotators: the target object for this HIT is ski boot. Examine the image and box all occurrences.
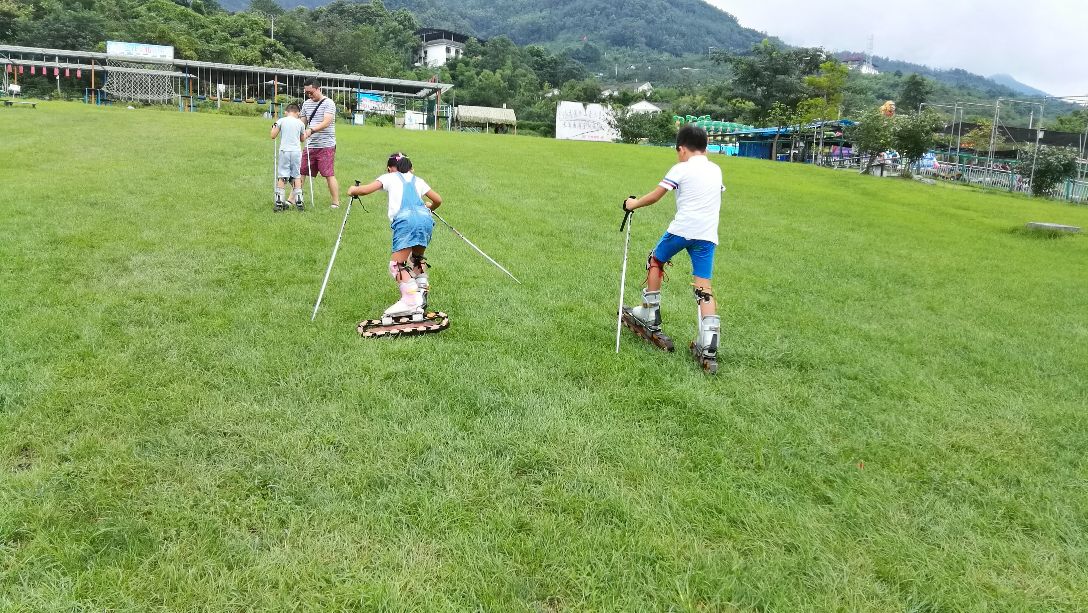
[621,289,675,351]
[415,274,430,311]
[690,314,720,374]
[381,299,424,325]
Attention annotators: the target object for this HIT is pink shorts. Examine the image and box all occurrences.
[301,146,335,177]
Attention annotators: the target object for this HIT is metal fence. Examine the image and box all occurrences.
[822,156,1087,204]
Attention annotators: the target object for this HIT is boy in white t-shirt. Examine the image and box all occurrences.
[270,103,306,212]
[348,153,444,318]
[623,125,725,361]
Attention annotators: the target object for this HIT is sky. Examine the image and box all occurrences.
[707,0,1088,99]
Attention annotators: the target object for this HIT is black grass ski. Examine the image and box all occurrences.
[357,311,450,338]
[620,306,675,352]
[689,341,718,374]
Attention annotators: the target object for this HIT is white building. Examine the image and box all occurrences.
[417,28,470,68]
[627,100,662,115]
[636,82,654,94]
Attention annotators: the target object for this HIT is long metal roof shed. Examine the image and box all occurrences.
[0,44,452,99]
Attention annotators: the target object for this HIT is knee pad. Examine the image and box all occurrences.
[646,252,671,282]
[693,285,714,304]
[388,260,412,280]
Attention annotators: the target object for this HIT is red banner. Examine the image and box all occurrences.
[77,69,82,79]
[30,66,35,75]
[65,68,70,77]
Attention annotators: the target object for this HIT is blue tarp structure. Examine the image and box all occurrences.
[727,119,857,160]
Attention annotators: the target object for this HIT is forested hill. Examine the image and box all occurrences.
[257,0,773,56]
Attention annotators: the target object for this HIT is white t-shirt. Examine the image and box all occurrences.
[377,172,432,221]
[658,155,724,244]
[275,116,305,152]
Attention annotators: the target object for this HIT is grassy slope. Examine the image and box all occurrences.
[2,103,1087,611]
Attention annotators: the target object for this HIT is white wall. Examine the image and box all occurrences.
[421,41,464,67]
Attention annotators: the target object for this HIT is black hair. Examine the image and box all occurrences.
[676,124,708,152]
[303,79,320,90]
[387,152,413,173]
[286,102,300,113]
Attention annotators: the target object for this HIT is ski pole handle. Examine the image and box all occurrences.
[619,195,636,231]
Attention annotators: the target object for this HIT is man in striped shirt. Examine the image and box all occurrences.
[301,80,341,208]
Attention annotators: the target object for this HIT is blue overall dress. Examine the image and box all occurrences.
[390,173,435,252]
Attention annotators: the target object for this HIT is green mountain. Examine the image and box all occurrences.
[988,74,1050,98]
[265,0,772,56]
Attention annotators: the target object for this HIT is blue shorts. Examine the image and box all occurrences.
[390,209,435,252]
[653,232,717,279]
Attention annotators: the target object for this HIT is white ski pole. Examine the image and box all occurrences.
[311,185,360,321]
[615,202,634,353]
[432,211,521,284]
[305,140,316,209]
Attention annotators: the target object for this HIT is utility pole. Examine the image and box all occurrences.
[270,16,274,41]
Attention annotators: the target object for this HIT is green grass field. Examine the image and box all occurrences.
[2,102,1088,611]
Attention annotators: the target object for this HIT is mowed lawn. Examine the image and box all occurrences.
[2,102,1087,611]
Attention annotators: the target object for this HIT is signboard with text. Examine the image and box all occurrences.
[106,41,175,61]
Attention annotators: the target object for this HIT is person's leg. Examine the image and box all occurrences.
[275,177,286,202]
[326,175,340,207]
[291,177,303,206]
[411,246,429,308]
[688,241,720,356]
[629,233,683,329]
[384,246,423,316]
[319,147,340,207]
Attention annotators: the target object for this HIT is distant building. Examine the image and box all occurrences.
[842,53,880,76]
[416,28,470,68]
[627,100,662,115]
[636,82,654,94]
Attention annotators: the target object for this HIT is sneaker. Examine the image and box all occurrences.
[330,203,340,209]
[273,202,285,213]
[295,201,305,212]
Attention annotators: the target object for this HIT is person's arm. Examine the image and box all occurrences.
[424,189,442,211]
[270,120,280,139]
[624,186,668,212]
[347,179,383,197]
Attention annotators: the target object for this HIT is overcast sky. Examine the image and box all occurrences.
[707,1,1087,98]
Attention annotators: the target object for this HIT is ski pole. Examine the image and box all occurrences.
[432,211,521,284]
[615,198,635,353]
[304,139,316,209]
[311,181,360,321]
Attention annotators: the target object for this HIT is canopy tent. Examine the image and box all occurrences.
[454,105,517,133]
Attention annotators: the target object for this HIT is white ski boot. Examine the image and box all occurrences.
[381,280,424,325]
[691,314,721,374]
[627,289,661,331]
[621,289,674,351]
[415,274,429,311]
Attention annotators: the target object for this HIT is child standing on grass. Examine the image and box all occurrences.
[348,153,443,318]
[623,124,725,361]
[270,103,306,212]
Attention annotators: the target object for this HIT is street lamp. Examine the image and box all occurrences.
[1029,127,1045,193]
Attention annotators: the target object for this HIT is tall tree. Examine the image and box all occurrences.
[714,40,827,124]
[899,73,932,113]
[848,107,895,173]
[892,109,943,176]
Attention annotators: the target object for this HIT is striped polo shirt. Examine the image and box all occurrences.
[301,96,336,149]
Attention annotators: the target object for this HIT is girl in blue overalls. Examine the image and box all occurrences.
[348,153,444,318]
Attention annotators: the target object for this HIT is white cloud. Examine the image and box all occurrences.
[706,0,1088,98]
